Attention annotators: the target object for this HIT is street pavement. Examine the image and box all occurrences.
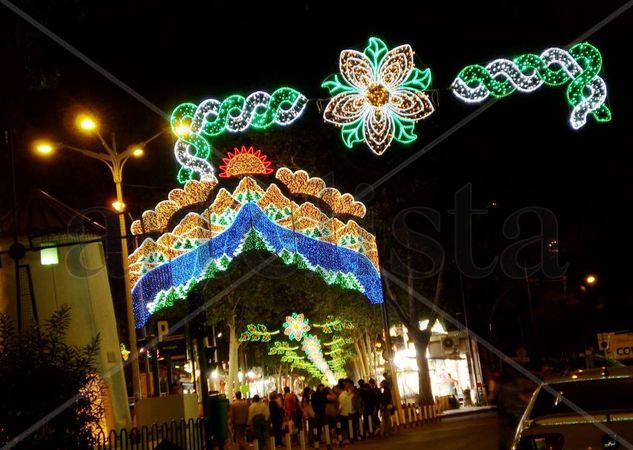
[341,412,500,450]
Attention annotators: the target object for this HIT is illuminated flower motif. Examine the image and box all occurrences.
[219,146,273,178]
[301,334,321,354]
[283,312,311,342]
[322,37,434,155]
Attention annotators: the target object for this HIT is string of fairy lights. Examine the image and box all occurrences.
[238,313,355,384]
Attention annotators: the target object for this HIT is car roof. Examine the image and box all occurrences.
[544,366,633,385]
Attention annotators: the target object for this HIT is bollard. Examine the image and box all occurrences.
[253,439,259,450]
[336,420,343,447]
[313,424,320,449]
[324,424,332,447]
[368,415,373,435]
[408,403,413,426]
[299,429,306,450]
[357,416,363,440]
[285,431,292,450]
[348,417,354,441]
[270,436,276,450]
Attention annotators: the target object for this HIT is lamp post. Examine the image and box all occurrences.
[35,113,163,402]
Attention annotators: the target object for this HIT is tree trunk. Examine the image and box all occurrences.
[363,333,373,379]
[412,332,434,404]
[227,314,240,399]
[352,359,361,381]
[354,341,368,379]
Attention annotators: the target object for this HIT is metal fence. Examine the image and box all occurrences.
[94,418,207,450]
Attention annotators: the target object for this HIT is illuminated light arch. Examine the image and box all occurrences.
[275,168,367,218]
[219,146,273,178]
[451,42,611,129]
[129,175,382,329]
[130,179,218,235]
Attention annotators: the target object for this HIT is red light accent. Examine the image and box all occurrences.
[218,146,273,178]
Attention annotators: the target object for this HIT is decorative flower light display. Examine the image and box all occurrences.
[451,42,611,129]
[321,37,434,155]
[283,312,311,342]
[240,313,349,384]
[219,146,273,178]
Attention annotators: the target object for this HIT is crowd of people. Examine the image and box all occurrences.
[229,376,396,449]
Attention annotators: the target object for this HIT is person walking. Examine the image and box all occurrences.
[230,391,250,450]
[301,387,316,443]
[248,395,269,450]
[367,379,381,435]
[338,383,353,443]
[284,386,301,434]
[379,379,393,437]
[270,392,285,447]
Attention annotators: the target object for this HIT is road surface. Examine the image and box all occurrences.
[344,412,500,450]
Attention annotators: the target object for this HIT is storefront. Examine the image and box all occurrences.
[391,320,484,406]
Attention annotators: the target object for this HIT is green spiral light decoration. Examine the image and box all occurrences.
[171,87,307,184]
[452,42,611,129]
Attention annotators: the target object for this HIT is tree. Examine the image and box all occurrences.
[0,305,104,449]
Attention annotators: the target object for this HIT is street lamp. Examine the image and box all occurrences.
[34,114,164,402]
[585,274,597,285]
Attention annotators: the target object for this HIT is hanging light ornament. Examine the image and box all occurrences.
[451,42,611,129]
[321,37,435,155]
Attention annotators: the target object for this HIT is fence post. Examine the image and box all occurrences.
[324,424,332,448]
[312,423,320,449]
[299,429,306,450]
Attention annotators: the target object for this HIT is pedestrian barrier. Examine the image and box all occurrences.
[94,417,207,450]
[240,401,443,450]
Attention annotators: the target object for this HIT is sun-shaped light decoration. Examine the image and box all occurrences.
[321,37,434,155]
[283,312,311,342]
[218,146,273,178]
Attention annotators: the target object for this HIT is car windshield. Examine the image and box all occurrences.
[530,377,633,418]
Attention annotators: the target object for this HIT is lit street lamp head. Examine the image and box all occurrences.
[585,274,597,285]
[77,114,97,132]
[132,147,144,158]
[112,200,126,212]
[35,142,54,155]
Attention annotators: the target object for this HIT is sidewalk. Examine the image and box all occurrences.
[440,405,497,418]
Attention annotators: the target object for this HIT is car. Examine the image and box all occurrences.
[511,366,633,450]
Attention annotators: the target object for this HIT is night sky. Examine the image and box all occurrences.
[1,1,631,335]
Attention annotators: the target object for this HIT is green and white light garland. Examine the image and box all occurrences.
[170,87,307,183]
[451,42,611,129]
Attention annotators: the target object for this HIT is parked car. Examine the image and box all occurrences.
[511,366,633,449]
